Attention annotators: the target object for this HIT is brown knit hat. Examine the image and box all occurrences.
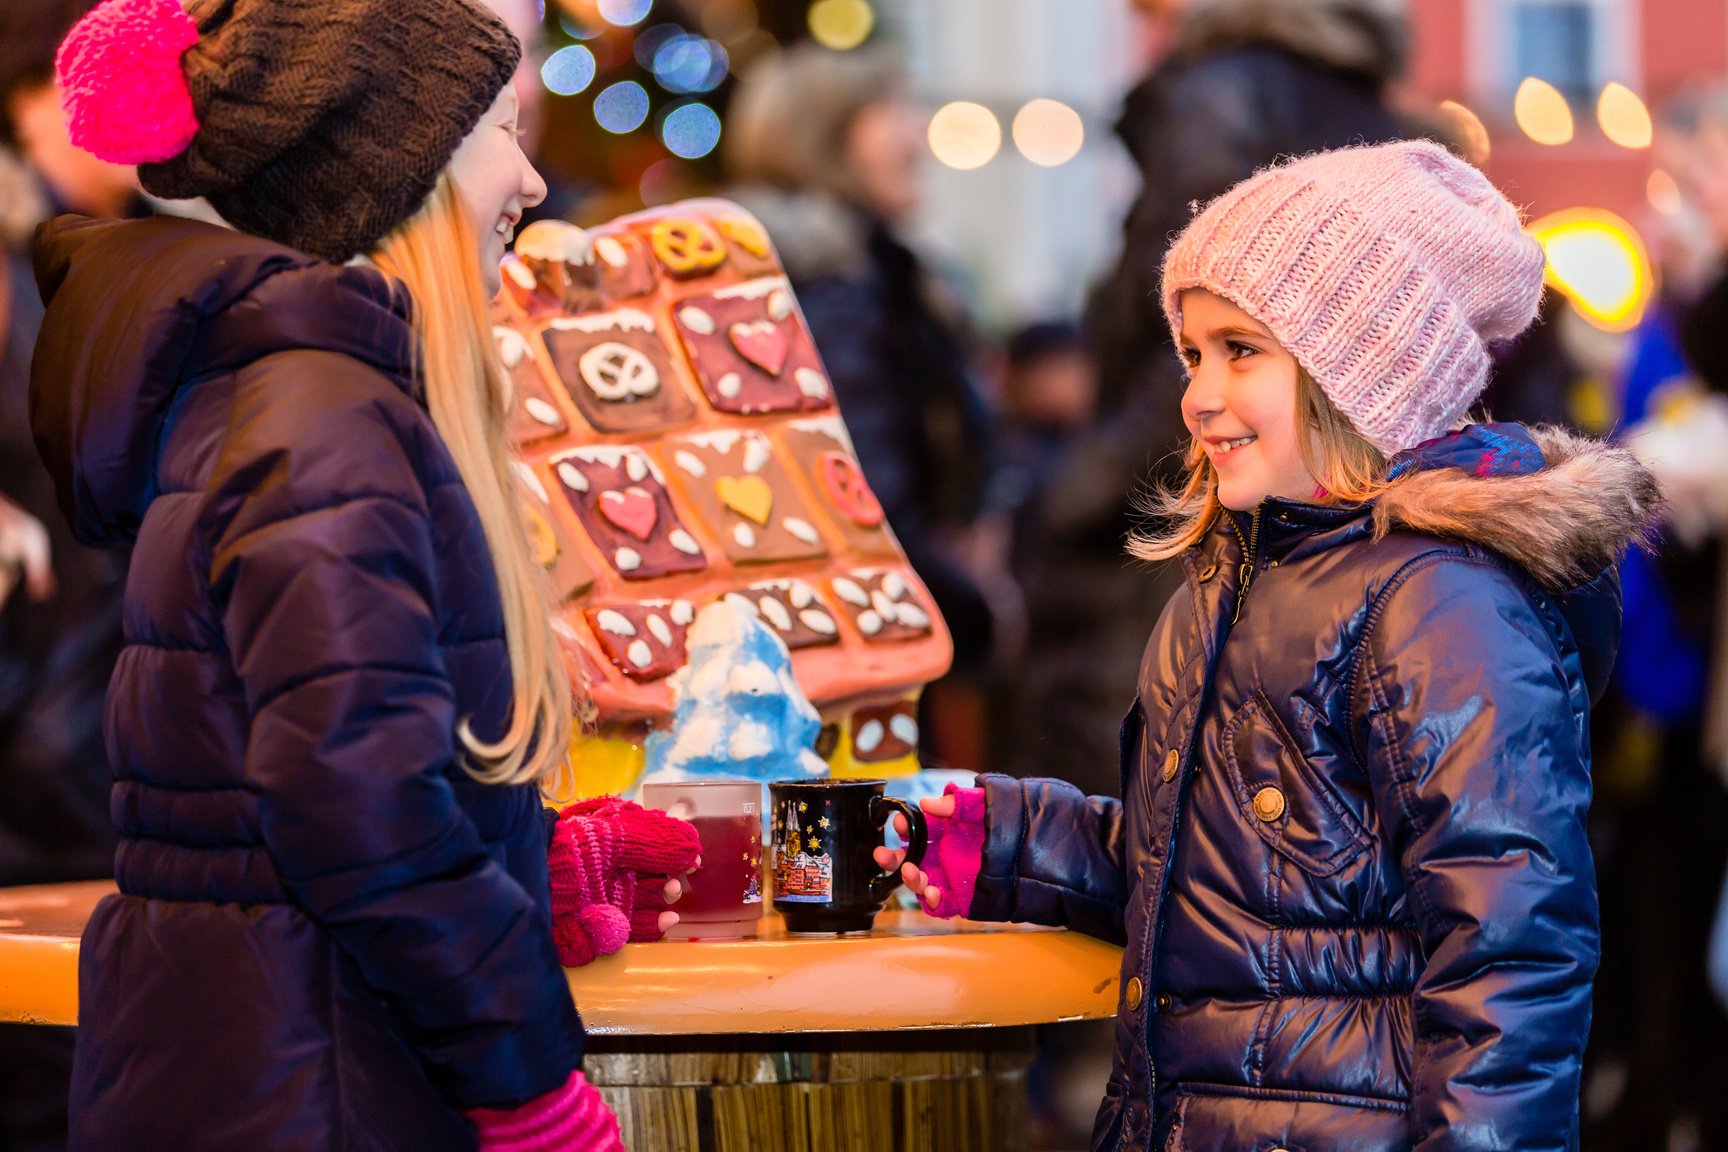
[62,0,519,261]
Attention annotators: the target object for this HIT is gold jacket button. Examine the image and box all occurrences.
[1253,786,1286,822]
[1162,749,1180,782]
[1125,977,1144,1011]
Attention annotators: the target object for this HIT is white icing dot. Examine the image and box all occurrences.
[832,577,869,607]
[758,596,792,632]
[799,609,837,635]
[596,609,636,636]
[614,548,642,572]
[595,237,628,268]
[669,529,702,556]
[557,462,589,493]
[647,614,673,646]
[789,581,815,609]
[671,600,695,625]
[494,327,530,368]
[882,571,907,600]
[625,453,649,482]
[504,260,536,290]
[794,368,829,399]
[717,372,743,399]
[768,289,793,322]
[895,603,930,630]
[742,436,772,474]
[857,610,883,636]
[674,450,707,477]
[679,306,716,335]
[871,590,897,619]
[782,518,820,545]
[524,397,562,426]
[890,715,920,746]
[854,720,885,754]
[723,592,760,618]
[627,640,654,668]
[732,523,757,549]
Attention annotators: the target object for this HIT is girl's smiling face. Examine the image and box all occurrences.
[1178,288,1319,511]
[448,84,547,298]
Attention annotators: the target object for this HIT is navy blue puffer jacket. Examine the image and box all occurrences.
[30,215,584,1151]
[968,425,1660,1151]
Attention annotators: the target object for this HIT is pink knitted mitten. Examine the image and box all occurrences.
[919,784,987,919]
[466,1069,624,1152]
[548,796,702,967]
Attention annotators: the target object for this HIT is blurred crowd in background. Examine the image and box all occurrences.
[7,0,1728,1149]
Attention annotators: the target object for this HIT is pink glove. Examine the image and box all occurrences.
[919,784,987,919]
[548,796,702,967]
[466,1069,624,1152]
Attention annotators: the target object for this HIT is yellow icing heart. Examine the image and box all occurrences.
[716,474,774,525]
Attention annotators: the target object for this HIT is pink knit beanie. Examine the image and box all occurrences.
[1161,140,1547,453]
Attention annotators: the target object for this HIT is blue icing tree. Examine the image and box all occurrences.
[642,599,828,784]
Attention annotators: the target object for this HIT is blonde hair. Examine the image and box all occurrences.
[370,174,574,797]
[1128,367,1390,562]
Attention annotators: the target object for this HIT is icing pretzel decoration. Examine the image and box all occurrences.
[650,217,727,278]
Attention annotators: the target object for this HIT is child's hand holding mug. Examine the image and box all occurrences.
[872,785,986,919]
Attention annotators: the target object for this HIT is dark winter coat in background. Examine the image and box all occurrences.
[30,214,585,1152]
[729,186,997,671]
[968,425,1660,1151]
[1007,0,1411,793]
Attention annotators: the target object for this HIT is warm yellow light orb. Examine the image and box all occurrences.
[1011,99,1085,167]
[1597,82,1653,149]
[808,0,874,51]
[1437,100,1491,166]
[1529,208,1652,332]
[1648,168,1683,215]
[1515,77,1575,146]
[928,101,1001,171]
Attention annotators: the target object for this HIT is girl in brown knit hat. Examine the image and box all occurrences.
[29,0,706,1147]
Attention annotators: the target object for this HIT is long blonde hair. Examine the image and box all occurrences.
[370,174,573,796]
[1128,367,1391,562]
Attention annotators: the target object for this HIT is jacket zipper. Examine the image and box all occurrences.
[1229,507,1262,624]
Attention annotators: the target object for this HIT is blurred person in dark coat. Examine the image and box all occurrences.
[724,46,998,762]
[1007,0,1411,794]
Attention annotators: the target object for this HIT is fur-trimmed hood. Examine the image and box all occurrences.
[1173,0,1409,83]
[1374,423,1662,594]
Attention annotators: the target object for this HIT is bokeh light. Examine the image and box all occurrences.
[598,0,652,27]
[594,81,650,134]
[1648,168,1683,215]
[1436,100,1491,166]
[633,23,685,68]
[808,0,874,51]
[929,101,1001,171]
[1597,83,1653,149]
[1530,207,1652,332]
[557,12,602,39]
[653,34,729,94]
[661,102,722,159]
[1515,77,1574,146]
[1011,99,1084,167]
[541,45,596,96]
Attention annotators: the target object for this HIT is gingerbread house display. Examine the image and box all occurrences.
[492,199,952,796]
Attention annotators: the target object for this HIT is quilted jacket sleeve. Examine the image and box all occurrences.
[1357,554,1599,1152]
[207,352,582,1109]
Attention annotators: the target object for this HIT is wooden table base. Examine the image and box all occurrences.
[586,1028,1036,1152]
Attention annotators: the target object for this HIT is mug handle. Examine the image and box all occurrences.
[868,795,928,904]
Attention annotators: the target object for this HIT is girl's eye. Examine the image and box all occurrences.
[1179,347,1200,368]
[1226,341,1258,360]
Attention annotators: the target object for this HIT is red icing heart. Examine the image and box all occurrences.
[728,320,789,377]
[598,487,659,540]
[818,452,884,527]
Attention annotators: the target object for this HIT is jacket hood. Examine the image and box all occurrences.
[30,214,416,548]
[726,185,872,283]
[1173,0,1409,83]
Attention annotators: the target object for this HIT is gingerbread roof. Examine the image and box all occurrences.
[494,199,953,727]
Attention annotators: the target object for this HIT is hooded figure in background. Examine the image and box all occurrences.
[1007,0,1413,793]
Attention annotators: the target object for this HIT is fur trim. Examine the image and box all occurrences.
[1176,0,1409,82]
[726,185,869,282]
[1372,426,1663,592]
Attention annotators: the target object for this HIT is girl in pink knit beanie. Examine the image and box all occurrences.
[880,140,1664,1150]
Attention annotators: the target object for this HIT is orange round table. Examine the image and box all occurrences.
[0,882,1122,1150]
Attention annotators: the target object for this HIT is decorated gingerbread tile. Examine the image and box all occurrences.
[827,568,933,644]
[710,210,778,278]
[547,446,707,581]
[722,579,840,651]
[671,278,832,416]
[781,417,897,556]
[540,310,695,435]
[495,326,570,447]
[850,700,920,763]
[584,598,696,681]
[660,430,828,564]
[511,461,595,602]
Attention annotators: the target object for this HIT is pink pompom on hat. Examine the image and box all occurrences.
[56,0,199,165]
[1161,140,1548,454]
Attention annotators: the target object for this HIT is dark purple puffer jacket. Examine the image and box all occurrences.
[967,425,1660,1151]
[30,215,584,1152]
